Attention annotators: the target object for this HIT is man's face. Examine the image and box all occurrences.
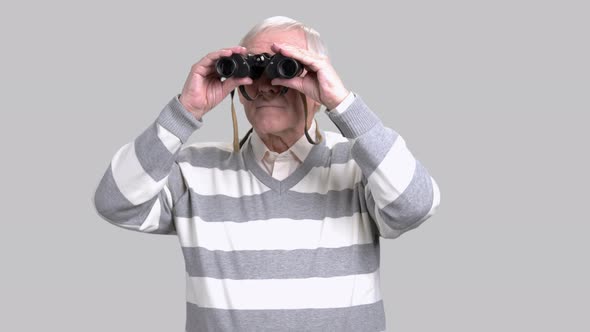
[239,28,318,139]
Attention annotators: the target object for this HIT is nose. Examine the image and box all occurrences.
[256,74,281,96]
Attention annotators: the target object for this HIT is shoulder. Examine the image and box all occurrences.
[181,141,234,153]
[320,130,356,166]
[323,130,351,148]
[323,130,354,155]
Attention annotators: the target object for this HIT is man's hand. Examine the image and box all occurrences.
[269,43,350,110]
[179,46,253,120]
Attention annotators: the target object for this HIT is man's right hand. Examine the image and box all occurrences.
[179,46,253,120]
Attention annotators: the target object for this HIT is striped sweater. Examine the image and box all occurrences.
[93,94,441,332]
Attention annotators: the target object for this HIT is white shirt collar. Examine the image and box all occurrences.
[250,119,317,163]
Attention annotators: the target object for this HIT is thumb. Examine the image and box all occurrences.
[271,77,304,94]
[222,77,253,96]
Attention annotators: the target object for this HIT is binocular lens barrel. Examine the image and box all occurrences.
[276,58,301,79]
[216,58,237,78]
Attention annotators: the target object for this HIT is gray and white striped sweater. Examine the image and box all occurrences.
[93,94,441,332]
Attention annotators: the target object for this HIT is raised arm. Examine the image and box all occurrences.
[327,96,441,239]
[93,46,253,234]
[270,42,440,239]
[93,96,201,234]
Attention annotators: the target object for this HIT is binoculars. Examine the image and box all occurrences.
[216,53,303,80]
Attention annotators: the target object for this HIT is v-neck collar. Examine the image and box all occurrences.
[250,120,318,165]
[242,132,327,194]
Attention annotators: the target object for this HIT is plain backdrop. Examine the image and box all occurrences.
[1,0,588,331]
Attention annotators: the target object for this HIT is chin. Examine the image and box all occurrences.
[254,123,287,136]
[251,114,284,129]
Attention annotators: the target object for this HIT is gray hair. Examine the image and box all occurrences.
[239,16,328,57]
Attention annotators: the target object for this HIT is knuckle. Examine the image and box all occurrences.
[192,63,205,72]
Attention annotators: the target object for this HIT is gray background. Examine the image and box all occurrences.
[1,0,588,331]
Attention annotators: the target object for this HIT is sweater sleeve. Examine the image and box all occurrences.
[326,95,441,239]
[92,95,203,235]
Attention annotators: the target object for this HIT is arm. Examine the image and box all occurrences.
[326,95,441,238]
[93,46,253,235]
[269,42,440,238]
[92,96,202,234]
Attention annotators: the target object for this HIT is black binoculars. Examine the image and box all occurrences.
[216,53,303,80]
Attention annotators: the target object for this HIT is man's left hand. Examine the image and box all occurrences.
[270,42,350,110]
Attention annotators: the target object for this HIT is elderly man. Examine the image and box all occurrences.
[94,16,440,332]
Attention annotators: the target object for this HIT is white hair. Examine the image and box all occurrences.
[239,16,328,57]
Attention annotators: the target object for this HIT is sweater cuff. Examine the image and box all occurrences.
[325,95,380,139]
[156,95,203,143]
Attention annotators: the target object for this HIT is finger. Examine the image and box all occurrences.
[192,63,216,77]
[191,51,231,77]
[271,77,305,94]
[233,45,249,55]
[200,46,248,69]
[271,43,324,72]
[222,76,253,96]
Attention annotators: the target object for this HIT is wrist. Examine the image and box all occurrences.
[178,94,204,120]
[325,89,350,110]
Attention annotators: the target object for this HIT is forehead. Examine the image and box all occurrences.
[244,28,307,54]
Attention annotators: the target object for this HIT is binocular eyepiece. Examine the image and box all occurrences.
[216,53,303,80]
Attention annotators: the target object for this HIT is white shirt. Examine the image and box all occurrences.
[250,92,356,180]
